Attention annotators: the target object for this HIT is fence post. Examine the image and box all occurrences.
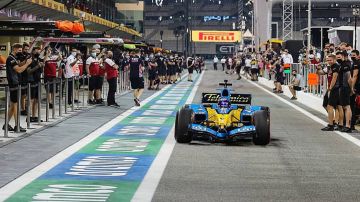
[71,77,75,112]
[4,86,10,137]
[65,78,68,114]
[59,78,63,117]
[82,76,85,107]
[26,83,31,129]
[37,82,41,125]
[16,85,21,133]
[45,83,49,122]
[52,80,56,119]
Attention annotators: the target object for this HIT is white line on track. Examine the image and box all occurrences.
[246,79,360,148]
[131,71,205,202]
[0,74,189,201]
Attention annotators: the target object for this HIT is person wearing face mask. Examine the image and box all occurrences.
[86,48,102,105]
[3,43,32,132]
[26,47,44,122]
[129,49,145,106]
[288,69,302,100]
[335,51,352,133]
[65,48,81,105]
[44,46,62,109]
[350,50,360,130]
[104,51,120,107]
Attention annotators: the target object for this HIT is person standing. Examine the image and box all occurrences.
[288,69,302,100]
[86,48,101,104]
[44,47,62,109]
[104,51,119,107]
[336,51,352,133]
[3,43,32,132]
[187,56,195,82]
[65,48,81,105]
[351,50,360,130]
[148,54,158,90]
[129,49,145,106]
[27,47,44,122]
[213,55,218,70]
[220,56,226,71]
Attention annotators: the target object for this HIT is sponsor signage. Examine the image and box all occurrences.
[216,44,235,54]
[202,93,252,105]
[192,30,241,42]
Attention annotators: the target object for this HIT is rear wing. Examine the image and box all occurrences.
[202,93,252,105]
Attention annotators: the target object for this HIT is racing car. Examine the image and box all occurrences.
[175,80,270,145]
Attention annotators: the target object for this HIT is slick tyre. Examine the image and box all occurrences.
[175,107,193,143]
[253,110,270,145]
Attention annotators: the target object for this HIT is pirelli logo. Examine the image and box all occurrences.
[192,30,241,43]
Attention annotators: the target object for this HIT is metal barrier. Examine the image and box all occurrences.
[2,71,132,138]
[266,63,328,98]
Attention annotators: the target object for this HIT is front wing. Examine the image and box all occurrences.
[190,123,256,141]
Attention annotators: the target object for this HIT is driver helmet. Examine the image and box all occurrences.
[218,98,230,108]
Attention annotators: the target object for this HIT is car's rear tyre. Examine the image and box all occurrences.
[253,110,270,145]
[175,107,193,143]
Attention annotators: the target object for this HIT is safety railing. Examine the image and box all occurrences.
[264,63,328,98]
[2,70,131,138]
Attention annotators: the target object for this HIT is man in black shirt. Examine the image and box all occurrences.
[27,47,44,122]
[336,51,352,133]
[320,55,340,131]
[4,43,32,132]
[351,50,360,130]
[20,43,31,116]
[129,49,145,106]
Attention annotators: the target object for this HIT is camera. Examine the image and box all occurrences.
[17,52,31,62]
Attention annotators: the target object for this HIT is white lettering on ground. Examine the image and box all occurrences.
[130,117,167,124]
[96,139,150,152]
[142,110,173,117]
[65,156,137,177]
[163,94,183,97]
[155,100,180,105]
[32,184,116,202]
[160,97,182,100]
[116,126,160,136]
[149,105,177,110]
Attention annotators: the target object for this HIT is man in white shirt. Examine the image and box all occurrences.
[65,48,81,105]
[281,49,293,64]
[213,55,219,70]
[220,56,226,71]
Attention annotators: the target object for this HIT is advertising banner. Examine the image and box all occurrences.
[192,30,241,42]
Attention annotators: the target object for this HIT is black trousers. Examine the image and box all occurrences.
[67,79,73,104]
[214,63,217,70]
[107,77,117,105]
[222,63,225,71]
[350,94,358,129]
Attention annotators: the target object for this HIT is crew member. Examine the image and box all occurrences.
[129,49,145,106]
[44,47,62,109]
[351,50,360,130]
[104,51,120,107]
[187,56,195,82]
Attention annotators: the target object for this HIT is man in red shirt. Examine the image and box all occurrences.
[44,47,62,109]
[104,51,119,107]
[86,48,102,104]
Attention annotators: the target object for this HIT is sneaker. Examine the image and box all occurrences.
[88,99,95,105]
[290,97,297,100]
[134,98,141,106]
[14,126,26,132]
[321,125,334,131]
[341,127,352,133]
[20,110,27,116]
[74,100,81,104]
[113,103,120,107]
[2,124,14,131]
[334,124,343,131]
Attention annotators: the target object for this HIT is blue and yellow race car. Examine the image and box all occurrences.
[175,80,270,145]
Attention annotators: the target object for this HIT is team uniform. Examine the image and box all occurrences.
[86,56,101,92]
[6,54,20,103]
[104,58,118,106]
[129,56,145,90]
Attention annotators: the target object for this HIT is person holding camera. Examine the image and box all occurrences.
[27,47,44,122]
[3,43,32,132]
[65,48,81,105]
[19,43,31,116]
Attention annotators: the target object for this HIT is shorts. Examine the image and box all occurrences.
[328,87,340,107]
[89,76,102,91]
[251,68,258,75]
[44,77,57,93]
[130,77,144,89]
[339,87,351,106]
[158,67,166,76]
[293,86,302,91]
[323,92,329,109]
[9,84,18,103]
[188,67,194,74]
[30,82,39,99]
[148,70,157,80]
[244,66,250,72]
[21,83,27,96]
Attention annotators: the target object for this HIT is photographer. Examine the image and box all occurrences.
[65,48,81,105]
[3,43,32,132]
[27,47,44,122]
[19,43,31,116]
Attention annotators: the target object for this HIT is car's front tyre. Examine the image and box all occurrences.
[253,110,270,145]
[175,107,193,143]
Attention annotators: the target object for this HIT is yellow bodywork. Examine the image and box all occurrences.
[206,108,242,129]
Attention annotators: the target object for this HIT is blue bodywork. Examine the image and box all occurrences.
[187,84,268,142]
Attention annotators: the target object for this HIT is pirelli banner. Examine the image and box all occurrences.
[192,30,241,43]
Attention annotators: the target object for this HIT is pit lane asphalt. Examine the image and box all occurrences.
[152,70,360,202]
